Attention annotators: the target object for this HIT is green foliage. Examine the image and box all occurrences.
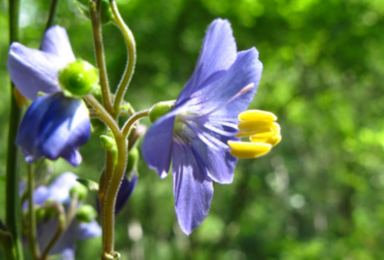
[1,0,384,259]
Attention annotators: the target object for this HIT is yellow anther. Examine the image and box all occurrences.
[238,109,277,122]
[228,140,272,159]
[236,121,280,138]
[251,132,281,146]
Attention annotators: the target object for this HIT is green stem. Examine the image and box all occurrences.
[89,0,113,115]
[101,131,127,258]
[121,110,149,138]
[110,0,136,117]
[5,0,24,259]
[40,203,66,260]
[84,95,126,259]
[0,230,15,260]
[44,0,59,32]
[27,165,40,260]
[85,95,120,137]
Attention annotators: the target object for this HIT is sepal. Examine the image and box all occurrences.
[149,100,176,123]
[59,59,99,98]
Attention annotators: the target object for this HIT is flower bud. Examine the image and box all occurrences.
[100,135,116,151]
[59,59,99,97]
[126,147,139,175]
[76,205,97,223]
[70,183,88,201]
[75,0,113,25]
[149,100,175,123]
[100,0,113,24]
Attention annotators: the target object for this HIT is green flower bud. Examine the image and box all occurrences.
[76,205,98,223]
[100,0,113,24]
[70,183,88,201]
[149,100,176,123]
[35,207,47,223]
[126,147,139,175]
[100,134,118,164]
[59,59,99,97]
[76,178,99,192]
[100,135,116,151]
[75,0,113,25]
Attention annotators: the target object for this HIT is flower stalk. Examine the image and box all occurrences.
[110,0,136,117]
[89,0,113,115]
[27,164,40,260]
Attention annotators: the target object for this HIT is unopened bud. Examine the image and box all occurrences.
[70,184,88,201]
[126,147,139,175]
[76,205,97,223]
[75,0,113,24]
[59,59,99,97]
[100,135,116,151]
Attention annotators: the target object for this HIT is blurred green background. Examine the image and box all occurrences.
[1,0,384,259]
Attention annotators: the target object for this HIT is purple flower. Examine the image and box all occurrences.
[27,173,101,260]
[7,26,91,166]
[7,26,75,100]
[142,19,262,234]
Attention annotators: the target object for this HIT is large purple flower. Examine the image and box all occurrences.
[142,19,262,234]
[7,26,91,166]
[24,173,101,260]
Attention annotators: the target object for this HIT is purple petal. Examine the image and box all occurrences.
[187,120,238,184]
[177,19,237,102]
[22,186,50,210]
[41,26,76,63]
[142,114,175,178]
[76,220,102,239]
[61,149,83,167]
[16,94,54,163]
[115,174,138,214]
[172,142,213,235]
[95,174,138,215]
[37,93,91,166]
[7,43,71,100]
[48,172,78,203]
[188,48,262,118]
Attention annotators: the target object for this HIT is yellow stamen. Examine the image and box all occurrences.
[238,109,277,122]
[228,140,272,159]
[251,132,282,146]
[236,122,280,138]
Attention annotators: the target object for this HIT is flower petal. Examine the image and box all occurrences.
[76,220,102,239]
[188,48,262,118]
[37,93,91,165]
[41,26,76,63]
[115,174,138,215]
[7,43,70,100]
[188,120,238,184]
[173,143,213,235]
[48,172,78,203]
[177,19,237,102]
[142,114,175,178]
[16,94,53,163]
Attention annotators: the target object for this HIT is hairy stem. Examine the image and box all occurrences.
[101,132,127,258]
[110,0,136,116]
[89,0,113,115]
[122,110,149,138]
